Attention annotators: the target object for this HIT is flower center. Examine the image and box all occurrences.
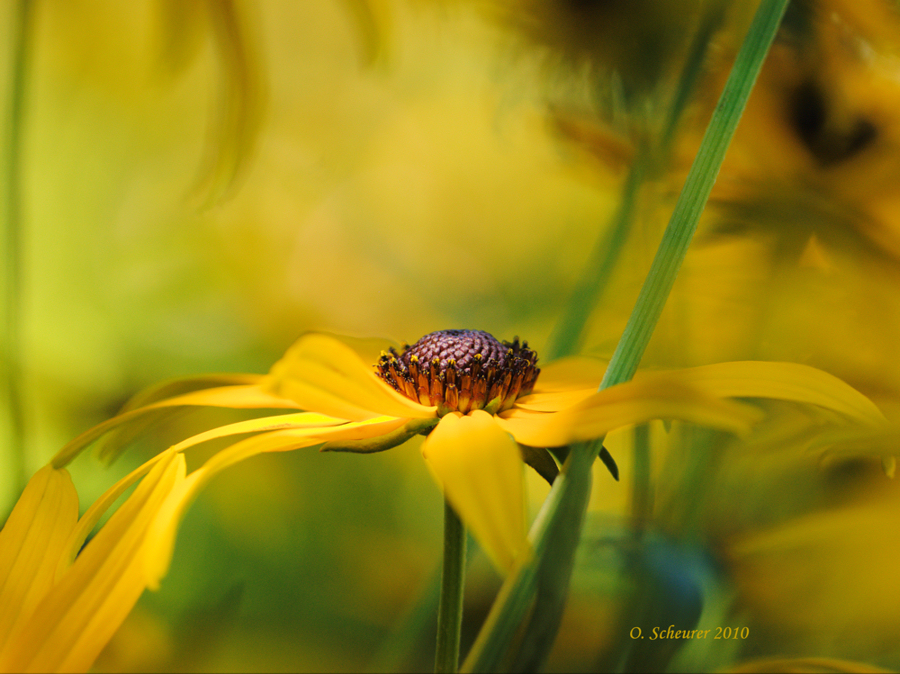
[376,329,540,415]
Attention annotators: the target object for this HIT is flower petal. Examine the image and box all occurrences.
[532,356,607,392]
[154,411,347,456]
[53,384,304,468]
[653,361,887,426]
[0,467,79,656]
[513,389,594,412]
[113,374,266,412]
[420,411,528,574]
[142,416,409,587]
[266,333,436,421]
[499,377,762,447]
[0,453,185,673]
[809,425,900,477]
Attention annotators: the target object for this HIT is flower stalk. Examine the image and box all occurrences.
[435,499,467,673]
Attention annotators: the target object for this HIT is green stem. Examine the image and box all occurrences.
[630,424,652,536]
[600,0,789,390]
[435,498,467,673]
[3,0,34,497]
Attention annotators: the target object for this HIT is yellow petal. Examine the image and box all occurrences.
[156,411,347,456]
[112,374,265,412]
[513,389,594,412]
[266,333,436,421]
[498,377,762,447]
[809,425,900,476]
[420,411,528,574]
[0,454,184,673]
[142,416,408,586]
[655,361,887,426]
[53,384,303,468]
[0,467,79,656]
[532,356,607,392]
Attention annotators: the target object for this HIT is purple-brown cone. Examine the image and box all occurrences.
[375,329,540,415]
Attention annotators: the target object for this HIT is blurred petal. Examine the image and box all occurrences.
[266,333,436,420]
[0,454,185,673]
[69,413,407,588]
[140,432,316,589]
[809,425,900,476]
[190,0,264,205]
[420,411,528,574]
[499,378,762,447]
[0,467,78,656]
[657,361,887,425]
[724,656,891,673]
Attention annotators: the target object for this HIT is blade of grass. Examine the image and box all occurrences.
[463,0,790,670]
[599,0,788,390]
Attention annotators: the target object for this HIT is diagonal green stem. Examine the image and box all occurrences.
[435,498,467,673]
[463,0,790,670]
[599,0,788,389]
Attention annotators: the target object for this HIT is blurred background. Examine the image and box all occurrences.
[2,0,900,671]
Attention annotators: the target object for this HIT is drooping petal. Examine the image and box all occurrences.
[420,411,528,574]
[0,467,79,657]
[52,384,304,468]
[265,333,436,421]
[62,413,405,586]
[0,453,185,673]
[142,416,411,587]
[653,361,887,426]
[94,384,307,465]
[151,412,347,456]
[112,374,266,412]
[499,378,762,447]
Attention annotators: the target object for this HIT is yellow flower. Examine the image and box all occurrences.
[48,330,885,578]
[0,330,884,672]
